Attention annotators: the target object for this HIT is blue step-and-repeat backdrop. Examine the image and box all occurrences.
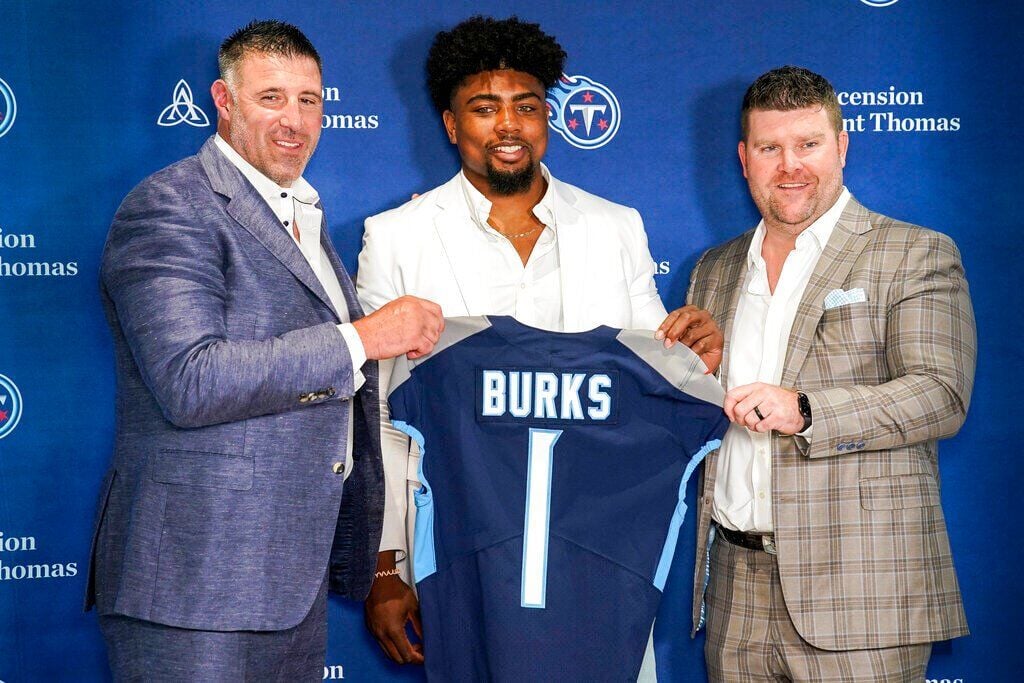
[1,1,1019,680]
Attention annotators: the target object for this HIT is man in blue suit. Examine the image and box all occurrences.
[85,20,444,680]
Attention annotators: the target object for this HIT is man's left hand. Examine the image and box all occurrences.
[724,382,804,435]
[656,305,724,374]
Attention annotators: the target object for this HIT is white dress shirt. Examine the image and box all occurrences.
[712,188,851,532]
[458,167,563,331]
[215,134,366,475]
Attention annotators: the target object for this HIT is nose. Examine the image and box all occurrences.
[778,147,802,174]
[279,97,304,132]
[494,104,521,137]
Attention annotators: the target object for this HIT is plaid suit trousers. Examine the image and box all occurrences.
[705,537,931,682]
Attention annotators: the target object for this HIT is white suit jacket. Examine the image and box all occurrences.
[356,168,668,559]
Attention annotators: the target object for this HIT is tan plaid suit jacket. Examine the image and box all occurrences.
[688,197,975,650]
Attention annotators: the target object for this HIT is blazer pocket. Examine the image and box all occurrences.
[860,473,939,511]
[818,302,882,349]
[152,449,254,491]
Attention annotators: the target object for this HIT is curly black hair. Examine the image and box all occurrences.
[427,16,566,114]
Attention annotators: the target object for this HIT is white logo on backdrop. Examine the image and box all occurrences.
[157,79,210,127]
[859,0,900,6]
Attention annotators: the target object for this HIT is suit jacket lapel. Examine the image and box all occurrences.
[715,234,754,388]
[433,174,490,316]
[780,197,873,387]
[551,178,587,332]
[319,216,364,322]
[199,138,338,317]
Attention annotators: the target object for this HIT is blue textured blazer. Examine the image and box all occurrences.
[85,137,384,631]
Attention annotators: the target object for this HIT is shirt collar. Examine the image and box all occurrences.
[459,163,556,233]
[215,134,319,206]
[746,187,851,270]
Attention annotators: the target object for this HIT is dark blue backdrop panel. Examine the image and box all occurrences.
[0,1,1017,680]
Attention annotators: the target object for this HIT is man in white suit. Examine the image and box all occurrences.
[356,16,722,665]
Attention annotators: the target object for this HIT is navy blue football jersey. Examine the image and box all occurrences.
[388,316,727,681]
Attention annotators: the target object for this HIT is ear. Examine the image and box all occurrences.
[738,140,749,179]
[442,110,457,145]
[211,80,232,122]
[837,130,849,168]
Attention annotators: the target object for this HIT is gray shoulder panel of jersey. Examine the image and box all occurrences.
[388,315,495,397]
[615,329,725,407]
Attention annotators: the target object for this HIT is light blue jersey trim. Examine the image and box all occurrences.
[391,420,437,583]
[653,439,721,591]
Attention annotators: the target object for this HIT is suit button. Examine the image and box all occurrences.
[837,443,845,451]
[327,387,336,397]
[856,441,865,449]
[299,395,310,403]
[332,462,345,475]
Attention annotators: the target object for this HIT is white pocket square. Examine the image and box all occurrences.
[824,288,867,310]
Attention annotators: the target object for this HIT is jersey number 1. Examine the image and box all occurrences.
[521,428,562,608]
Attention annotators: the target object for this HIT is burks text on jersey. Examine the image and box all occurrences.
[477,369,618,423]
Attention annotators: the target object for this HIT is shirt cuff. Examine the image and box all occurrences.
[337,323,367,391]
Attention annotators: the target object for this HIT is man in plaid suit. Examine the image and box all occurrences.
[683,66,976,681]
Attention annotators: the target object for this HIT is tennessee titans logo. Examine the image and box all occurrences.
[546,74,621,150]
[157,79,210,127]
[0,374,23,440]
[0,77,17,139]
[859,0,899,6]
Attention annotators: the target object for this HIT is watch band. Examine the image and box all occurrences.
[797,391,812,431]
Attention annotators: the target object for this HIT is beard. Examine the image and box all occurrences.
[228,115,314,187]
[486,158,536,196]
[751,171,843,235]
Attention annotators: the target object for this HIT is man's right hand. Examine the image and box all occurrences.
[353,295,444,360]
[364,553,424,664]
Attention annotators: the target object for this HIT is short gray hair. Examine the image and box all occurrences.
[218,20,321,88]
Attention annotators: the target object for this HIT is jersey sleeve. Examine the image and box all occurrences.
[387,354,423,435]
[676,372,729,460]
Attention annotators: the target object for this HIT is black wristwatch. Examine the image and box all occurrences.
[796,391,812,432]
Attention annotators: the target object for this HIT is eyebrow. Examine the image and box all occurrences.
[256,86,322,99]
[751,131,826,146]
[464,91,542,105]
[512,92,542,102]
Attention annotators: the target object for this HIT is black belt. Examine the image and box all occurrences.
[714,522,777,555]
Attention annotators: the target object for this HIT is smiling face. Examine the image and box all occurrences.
[739,106,849,237]
[442,69,548,197]
[211,52,323,187]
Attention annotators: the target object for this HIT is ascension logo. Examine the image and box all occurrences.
[0,374,23,440]
[859,0,899,6]
[546,74,621,150]
[0,77,16,139]
[157,79,210,127]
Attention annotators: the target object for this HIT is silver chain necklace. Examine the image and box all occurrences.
[488,219,543,240]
